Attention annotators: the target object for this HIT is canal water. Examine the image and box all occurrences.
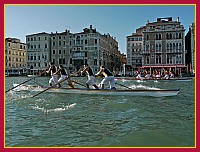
[5,76,195,147]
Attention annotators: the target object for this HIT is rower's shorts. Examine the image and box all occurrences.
[49,74,58,84]
[101,76,115,89]
[86,76,95,86]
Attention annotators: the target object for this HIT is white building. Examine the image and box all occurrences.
[26,32,51,70]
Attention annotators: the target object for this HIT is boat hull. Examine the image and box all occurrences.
[13,84,180,97]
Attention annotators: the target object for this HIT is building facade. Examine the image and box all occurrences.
[26,32,51,70]
[50,30,72,70]
[127,17,185,75]
[5,38,26,75]
[142,17,185,69]
[185,22,195,75]
[26,25,126,73]
[127,33,143,67]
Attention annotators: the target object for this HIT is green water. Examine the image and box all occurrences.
[5,76,195,147]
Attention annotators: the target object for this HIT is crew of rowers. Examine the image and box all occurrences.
[135,69,175,80]
[46,62,116,90]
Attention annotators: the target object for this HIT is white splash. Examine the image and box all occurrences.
[32,103,77,113]
[129,84,160,90]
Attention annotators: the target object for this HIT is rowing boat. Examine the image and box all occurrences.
[12,84,180,97]
[115,77,193,82]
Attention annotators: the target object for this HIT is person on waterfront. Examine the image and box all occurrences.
[135,70,142,79]
[155,69,161,79]
[164,70,169,79]
[95,65,116,90]
[81,64,99,89]
[54,65,74,88]
[144,70,151,79]
[46,62,59,87]
[169,71,175,78]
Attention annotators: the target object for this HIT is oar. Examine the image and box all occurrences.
[5,77,36,93]
[115,82,133,90]
[32,77,69,98]
[6,69,47,93]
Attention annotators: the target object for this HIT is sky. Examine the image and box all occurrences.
[5,5,195,54]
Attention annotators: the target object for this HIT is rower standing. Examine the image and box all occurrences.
[95,65,116,90]
[54,65,74,88]
[46,62,59,87]
[81,64,98,89]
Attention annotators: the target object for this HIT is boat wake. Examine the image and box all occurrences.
[129,84,161,90]
[32,102,77,113]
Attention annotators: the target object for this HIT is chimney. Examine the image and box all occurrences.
[177,16,180,22]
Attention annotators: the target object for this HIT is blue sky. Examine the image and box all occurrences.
[5,5,195,54]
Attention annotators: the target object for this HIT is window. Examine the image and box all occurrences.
[179,33,182,39]
[179,43,182,51]
[156,55,161,64]
[146,56,150,64]
[146,44,149,51]
[166,55,172,64]
[95,39,98,44]
[94,59,97,66]
[59,50,61,54]
[59,59,62,64]
[176,54,182,64]
[147,34,149,40]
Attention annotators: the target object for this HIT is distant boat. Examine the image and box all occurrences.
[115,77,193,82]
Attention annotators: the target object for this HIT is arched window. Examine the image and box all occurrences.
[173,43,175,51]
[76,36,80,45]
[179,43,182,50]
[176,33,178,39]
[159,34,162,40]
[159,44,162,51]
[170,43,172,50]
[147,34,149,40]
[170,33,172,39]
[179,33,182,39]
[156,44,158,51]
[166,33,169,39]
[176,43,178,50]
[167,43,169,50]
[156,34,158,40]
